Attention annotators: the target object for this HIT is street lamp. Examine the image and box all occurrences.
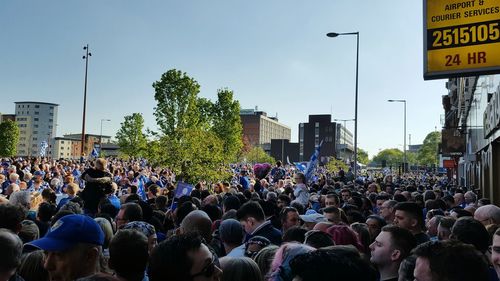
[388,99,407,173]
[100,119,111,145]
[327,31,359,176]
[81,44,92,156]
[334,118,355,161]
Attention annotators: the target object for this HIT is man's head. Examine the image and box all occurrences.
[323,206,342,224]
[95,158,107,171]
[180,210,213,243]
[474,204,500,226]
[370,225,417,269]
[413,240,489,281]
[464,191,477,205]
[116,203,143,228]
[379,200,397,223]
[0,203,26,234]
[325,194,340,208]
[365,215,386,241]
[236,201,265,234]
[340,189,351,202]
[280,207,300,232]
[453,193,464,206]
[218,219,244,247]
[0,229,22,281]
[426,215,443,238]
[27,214,104,281]
[450,216,489,253]
[491,228,500,278]
[149,233,222,281]
[293,173,305,184]
[109,229,149,281]
[393,202,424,233]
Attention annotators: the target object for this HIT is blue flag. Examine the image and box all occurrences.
[294,162,307,172]
[91,148,99,158]
[304,140,323,182]
[174,181,194,198]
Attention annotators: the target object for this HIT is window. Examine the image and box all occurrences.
[49,113,53,116]
[35,105,40,108]
[27,105,29,108]
[34,112,39,115]
[34,125,38,128]
[49,106,53,109]
[49,119,53,122]
[33,131,38,134]
[33,137,37,141]
[22,105,25,108]
[32,144,37,148]
[34,118,38,121]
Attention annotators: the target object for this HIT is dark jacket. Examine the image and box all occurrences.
[247,220,282,245]
[80,168,112,214]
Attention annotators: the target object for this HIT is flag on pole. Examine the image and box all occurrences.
[174,181,194,198]
[304,140,323,182]
[40,141,48,157]
[91,148,99,158]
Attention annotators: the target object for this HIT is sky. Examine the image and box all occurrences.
[0,1,446,158]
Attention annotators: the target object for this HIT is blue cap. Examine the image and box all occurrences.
[33,170,44,176]
[27,214,104,251]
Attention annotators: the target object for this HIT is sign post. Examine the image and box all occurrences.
[424,0,500,80]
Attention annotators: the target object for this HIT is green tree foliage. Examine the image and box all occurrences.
[158,128,230,183]
[151,69,243,183]
[372,148,403,167]
[357,148,369,165]
[153,69,200,138]
[326,158,348,173]
[241,146,275,164]
[0,120,19,157]
[116,113,147,158]
[211,89,243,162]
[418,131,441,166]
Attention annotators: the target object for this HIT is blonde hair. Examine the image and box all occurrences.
[30,192,43,211]
[66,183,80,196]
[95,158,107,171]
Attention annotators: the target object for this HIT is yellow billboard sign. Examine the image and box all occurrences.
[424,0,500,80]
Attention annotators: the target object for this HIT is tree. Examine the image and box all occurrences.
[372,148,403,168]
[152,69,201,139]
[357,148,369,165]
[326,158,348,174]
[241,146,275,164]
[211,88,243,162]
[116,113,147,158]
[0,120,19,157]
[156,128,230,183]
[418,131,441,166]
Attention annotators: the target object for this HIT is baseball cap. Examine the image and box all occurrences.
[27,214,104,251]
[300,210,326,223]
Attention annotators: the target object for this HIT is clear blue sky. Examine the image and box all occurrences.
[0,0,445,158]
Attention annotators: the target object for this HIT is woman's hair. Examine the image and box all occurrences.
[9,191,31,210]
[269,243,315,281]
[19,250,49,281]
[350,223,371,254]
[94,217,114,249]
[219,257,263,281]
[253,245,279,280]
[398,255,417,281]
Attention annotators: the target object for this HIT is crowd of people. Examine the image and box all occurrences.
[0,156,499,281]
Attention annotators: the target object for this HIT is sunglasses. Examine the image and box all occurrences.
[190,254,219,278]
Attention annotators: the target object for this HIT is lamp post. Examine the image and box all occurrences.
[334,118,355,161]
[100,119,111,147]
[81,44,92,156]
[327,31,359,176]
[388,99,407,173]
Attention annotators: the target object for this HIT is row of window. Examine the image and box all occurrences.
[17,104,54,109]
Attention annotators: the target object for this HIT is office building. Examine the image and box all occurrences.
[14,101,58,157]
[240,108,291,152]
